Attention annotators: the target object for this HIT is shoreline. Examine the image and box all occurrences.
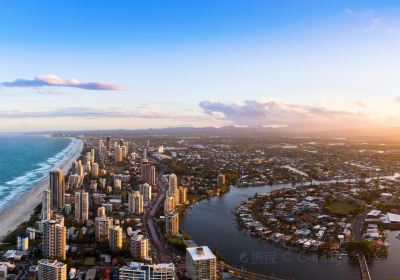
[0,137,84,241]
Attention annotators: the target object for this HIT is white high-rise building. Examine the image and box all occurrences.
[129,191,144,214]
[121,146,128,158]
[91,163,99,177]
[115,146,123,162]
[38,259,67,280]
[74,190,89,221]
[99,139,106,153]
[17,232,29,251]
[74,160,84,176]
[139,183,152,202]
[95,216,113,242]
[165,212,179,236]
[119,262,175,280]
[168,174,179,205]
[90,148,95,164]
[186,246,217,280]
[164,196,175,215]
[130,235,149,259]
[41,189,52,221]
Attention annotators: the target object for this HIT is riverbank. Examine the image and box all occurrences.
[0,137,83,241]
[182,184,362,280]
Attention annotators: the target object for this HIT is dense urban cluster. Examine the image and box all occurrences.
[0,136,218,280]
[3,134,400,280]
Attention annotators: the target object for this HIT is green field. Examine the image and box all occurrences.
[326,201,357,215]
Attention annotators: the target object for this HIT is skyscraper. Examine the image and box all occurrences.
[50,169,65,210]
[139,183,152,202]
[140,161,156,186]
[99,139,105,153]
[95,216,113,242]
[150,166,156,187]
[129,191,144,214]
[91,163,99,177]
[42,219,66,261]
[186,246,217,280]
[164,196,175,215]
[178,186,188,205]
[130,235,149,259]
[115,146,123,162]
[168,174,179,206]
[165,212,179,236]
[109,225,123,252]
[74,190,89,221]
[41,189,51,221]
[106,136,112,151]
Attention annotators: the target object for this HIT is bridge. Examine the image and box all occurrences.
[218,262,291,280]
[358,254,372,280]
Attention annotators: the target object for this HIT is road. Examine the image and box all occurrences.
[353,210,368,242]
[358,254,372,280]
[144,162,171,263]
[352,211,373,280]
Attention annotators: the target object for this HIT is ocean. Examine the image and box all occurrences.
[0,134,79,213]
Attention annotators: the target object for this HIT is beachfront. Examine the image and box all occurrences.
[0,138,83,241]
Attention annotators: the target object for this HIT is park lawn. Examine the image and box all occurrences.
[326,201,357,215]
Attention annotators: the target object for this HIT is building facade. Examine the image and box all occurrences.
[186,246,217,280]
[119,262,175,280]
[42,220,66,261]
[130,235,149,259]
[50,169,65,210]
[109,225,123,252]
[38,259,67,280]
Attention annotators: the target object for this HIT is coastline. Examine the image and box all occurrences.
[0,137,84,241]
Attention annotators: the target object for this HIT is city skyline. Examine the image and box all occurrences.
[1,0,400,132]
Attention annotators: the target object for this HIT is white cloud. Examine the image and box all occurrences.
[1,74,125,91]
[199,99,367,129]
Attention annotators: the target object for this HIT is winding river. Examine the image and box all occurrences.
[182,181,400,280]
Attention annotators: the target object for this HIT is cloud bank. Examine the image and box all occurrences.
[199,99,366,129]
[1,75,124,91]
[0,107,214,125]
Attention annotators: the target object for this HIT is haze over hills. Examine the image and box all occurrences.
[34,125,400,141]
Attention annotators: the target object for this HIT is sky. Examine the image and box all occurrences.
[1,0,400,132]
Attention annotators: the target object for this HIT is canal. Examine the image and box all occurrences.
[182,184,400,280]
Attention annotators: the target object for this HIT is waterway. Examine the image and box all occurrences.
[182,182,400,280]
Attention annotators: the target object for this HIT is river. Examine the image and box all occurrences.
[182,183,400,280]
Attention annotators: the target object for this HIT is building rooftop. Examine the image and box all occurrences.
[38,259,66,268]
[186,246,216,261]
[387,213,400,223]
[367,210,381,217]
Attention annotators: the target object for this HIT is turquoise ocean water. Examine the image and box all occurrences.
[0,134,78,212]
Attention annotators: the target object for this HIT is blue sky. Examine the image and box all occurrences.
[1,0,400,132]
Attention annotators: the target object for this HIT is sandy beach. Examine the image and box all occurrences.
[0,137,83,241]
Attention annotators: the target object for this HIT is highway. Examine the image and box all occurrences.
[352,211,373,280]
[144,162,171,263]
